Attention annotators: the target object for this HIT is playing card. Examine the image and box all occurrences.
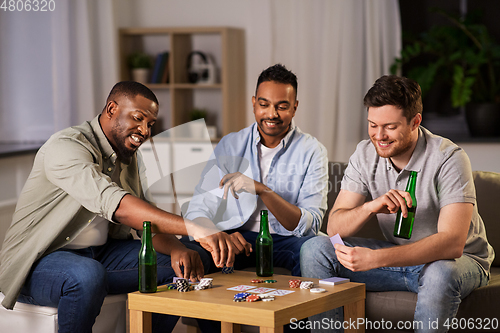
[226,285,256,291]
[266,289,295,296]
[247,287,276,293]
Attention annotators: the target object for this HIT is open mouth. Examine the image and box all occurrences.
[377,141,393,148]
[129,134,144,148]
[263,120,282,128]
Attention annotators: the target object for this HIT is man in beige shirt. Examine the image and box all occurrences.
[0,81,249,333]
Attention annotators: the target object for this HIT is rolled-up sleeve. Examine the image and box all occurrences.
[291,143,329,236]
[44,136,129,221]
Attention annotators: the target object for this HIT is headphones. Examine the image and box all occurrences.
[187,51,209,83]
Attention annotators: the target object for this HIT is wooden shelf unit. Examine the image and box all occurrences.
[118,27,246,138]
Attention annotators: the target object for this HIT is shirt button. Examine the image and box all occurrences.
[108,167,112,172]
[65,237,70,241]
[397,181,401,185]
[88,219,92,223]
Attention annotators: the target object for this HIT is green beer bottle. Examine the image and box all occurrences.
[139,221,157,293]
[256,210,273,277]
[394,171,418,239]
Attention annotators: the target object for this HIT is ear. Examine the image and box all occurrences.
[252,96,256,113]
[412,113,422,130]
[105,101,118,119]
[292,100,299,116]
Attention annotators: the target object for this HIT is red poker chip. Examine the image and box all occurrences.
[251,279,264,283]
[289,279,301,288]
[246,295,261,302]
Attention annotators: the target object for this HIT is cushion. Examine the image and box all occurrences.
[473,171,500,267]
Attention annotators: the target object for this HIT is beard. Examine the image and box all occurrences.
[110,121,136,164]
[371,131,413,159]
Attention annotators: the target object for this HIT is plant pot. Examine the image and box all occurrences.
[131,68,150,84]
[465,103,500,137]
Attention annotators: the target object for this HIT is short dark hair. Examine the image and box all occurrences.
[106,81,159,106]
[364,75,422,123]
[256,64,298,99]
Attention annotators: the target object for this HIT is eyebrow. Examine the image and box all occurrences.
[135,109,157,120]
[257,97,290,105]
[367,119,400,126]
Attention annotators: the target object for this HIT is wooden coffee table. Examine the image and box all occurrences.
[128,270,365,333]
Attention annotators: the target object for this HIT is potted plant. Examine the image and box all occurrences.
[188,108,209,139]
[391,8,500,136]
[128,52,152,84]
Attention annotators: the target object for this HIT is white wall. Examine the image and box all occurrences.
[458,143,500,173]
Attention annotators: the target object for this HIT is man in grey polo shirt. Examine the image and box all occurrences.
[301,75,494,332]
[0,81,247,333]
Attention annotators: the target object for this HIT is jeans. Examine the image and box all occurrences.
[18,237,211,333]
[300,236,489,333]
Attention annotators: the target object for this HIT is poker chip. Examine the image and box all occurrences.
[310,288,327,293]
[251,279,264,283]
[222,266,234,274]
[234,292,251,300]
[257,294,275,301]
[195,278,213,290]
[289,279,301,288]
[246,295,261,302]
[300,281,314,289]
[264,279,277,283]
[176,278,190,292]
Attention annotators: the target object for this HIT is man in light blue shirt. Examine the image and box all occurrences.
[185,64,328,276]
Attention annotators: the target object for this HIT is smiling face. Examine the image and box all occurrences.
[368,105,421,168]
[104,94,158,164]
[252,81,298,148]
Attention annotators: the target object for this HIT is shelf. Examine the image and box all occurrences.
[118,27,246,138]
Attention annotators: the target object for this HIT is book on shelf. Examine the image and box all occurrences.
[151,51,169,84]
[318,277,349,286]
[160,52,169,83]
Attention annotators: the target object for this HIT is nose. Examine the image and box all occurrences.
[268,106,279,118]
[138,121,149,138]
[373,127,387,140]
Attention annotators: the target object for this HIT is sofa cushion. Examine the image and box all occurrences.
[473,171,500,267]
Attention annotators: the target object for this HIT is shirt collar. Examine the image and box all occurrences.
[91,115,117,165]
[252,120,297,149]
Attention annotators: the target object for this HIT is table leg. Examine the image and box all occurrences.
[129,309,152,333]
[344,299,365,333]
[221,322,241,333]
[259,326,283,333]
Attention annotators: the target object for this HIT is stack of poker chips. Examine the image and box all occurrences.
[176,278,190,292]
[222,266,234,274]
[289,279,302,288]
[246,294,260,302]
[258,294,275,302]
[233,292,251,302]
[194,278,213,290]
[300,281,314,289]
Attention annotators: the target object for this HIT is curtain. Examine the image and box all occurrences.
[0,0,117,142]
[270,0,401,162]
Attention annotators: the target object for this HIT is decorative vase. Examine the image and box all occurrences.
[465,103,500,137]
[131,68,150,84]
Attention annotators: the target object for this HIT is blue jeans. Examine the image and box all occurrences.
[300,236,489,333]
[18,237,211,333]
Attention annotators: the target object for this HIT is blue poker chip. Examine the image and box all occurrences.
[234,292,250,299]
[222,266,234,274]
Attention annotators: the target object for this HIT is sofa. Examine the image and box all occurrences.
[323,162,500,333]
[183,162,499,332]
[0,205,127,333]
